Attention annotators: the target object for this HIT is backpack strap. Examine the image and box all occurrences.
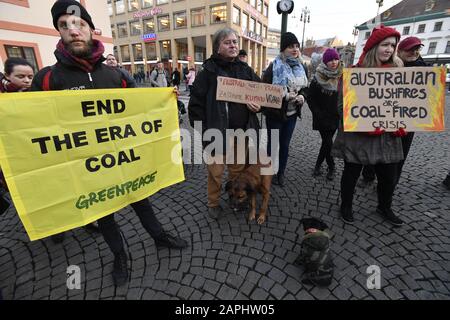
[42,69,52,91]
[41,65,56,91]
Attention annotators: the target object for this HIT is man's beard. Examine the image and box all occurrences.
[64,38,93,58]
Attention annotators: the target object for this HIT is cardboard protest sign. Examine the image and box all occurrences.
[216,76,283,109]
[0,88,184,241]
[343,67,446,132]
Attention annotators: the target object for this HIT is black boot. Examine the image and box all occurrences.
[154,232,188,249]
[112,250,128,286]
[326,166,336,181]
[376,207,404,227]
[340,204,354,225]
[313,165,321,177]
[443,174,450,190]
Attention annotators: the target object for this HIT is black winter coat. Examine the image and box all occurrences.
[262,62,308,122]
[404,56,428,67]
[188,55,260,134]
[31,50,136,91]
[172,70,181,86]
[307,78,339,131]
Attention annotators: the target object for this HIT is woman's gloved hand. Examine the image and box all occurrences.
[392,128,407,137]
[295,94,305,105]
[287,91,297,101]
[366,127,385,136]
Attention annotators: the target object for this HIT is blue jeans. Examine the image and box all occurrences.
[266,115,298,176]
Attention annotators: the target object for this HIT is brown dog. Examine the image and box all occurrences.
[225,160,273,224]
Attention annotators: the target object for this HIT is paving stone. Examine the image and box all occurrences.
[216,284,238,300]
[250,288,269,300]
[270,283,288,300]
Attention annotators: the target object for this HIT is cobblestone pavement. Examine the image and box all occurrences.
[0,91,449,300]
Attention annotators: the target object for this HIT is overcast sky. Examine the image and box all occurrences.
[268,0,403,44]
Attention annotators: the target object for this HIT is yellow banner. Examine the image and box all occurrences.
[0,88,184,241]
[343,67,446,132]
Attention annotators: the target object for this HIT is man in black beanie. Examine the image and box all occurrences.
[31,0,188,287]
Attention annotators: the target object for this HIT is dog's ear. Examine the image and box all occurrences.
[300,217,313,229]
[225,181,233,192]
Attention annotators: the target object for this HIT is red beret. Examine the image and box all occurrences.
[358,24,401,66]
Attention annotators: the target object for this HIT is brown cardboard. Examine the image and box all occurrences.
[216,76,284,109]
[343,67,446,132]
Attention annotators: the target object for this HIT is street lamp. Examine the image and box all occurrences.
[300,6,310,51]
[376,0,384,16]
[352,25,359,46]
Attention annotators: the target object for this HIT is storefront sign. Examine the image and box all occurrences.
[133,7,163,19]
[242,28,264,44]
[142,33,157,42]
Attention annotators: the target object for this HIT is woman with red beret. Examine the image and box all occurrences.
[332,25,405,227]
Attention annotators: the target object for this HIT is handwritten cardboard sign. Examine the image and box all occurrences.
[343,67,446,132]
[216,77,283,109]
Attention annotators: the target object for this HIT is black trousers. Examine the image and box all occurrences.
[341,161,398,211]
[316,129,336,168]
[97,198,164,255]
[397,132,415,184]
[362,165,376,181]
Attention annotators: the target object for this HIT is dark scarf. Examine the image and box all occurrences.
[56,39,105,72]
[0,72,22,93]
[210,53,241,72]
[404,56,428,67]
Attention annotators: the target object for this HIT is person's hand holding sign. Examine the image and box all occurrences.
[295,94,305,105]
[287,91,297,102]
[173,87,180,99]
[392,128,407,137]
[366,127,386,136]
[246,102,261,113]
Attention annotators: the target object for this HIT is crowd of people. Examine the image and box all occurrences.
[0,0,448,296]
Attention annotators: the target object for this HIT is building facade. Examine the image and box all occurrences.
[0,0,114,73]
[266,27,280,67]
[109,0,269,76]
[354,0,450,65]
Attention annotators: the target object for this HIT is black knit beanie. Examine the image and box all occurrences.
[280,32,300,52]
[51,0,95,31]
